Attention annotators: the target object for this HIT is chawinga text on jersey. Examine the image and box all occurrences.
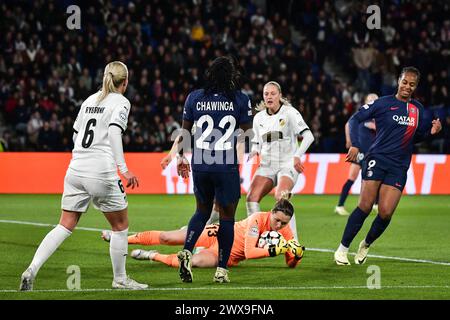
[196,101,234,111]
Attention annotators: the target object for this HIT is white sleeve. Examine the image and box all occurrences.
[110,100,131,132]
[108,125,128,174]
[295,129,314,158]
[251,115,262,153]
[73,106,83,134]
[289,108,310,134]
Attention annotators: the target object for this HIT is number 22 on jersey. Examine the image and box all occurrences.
[195,115,236,151]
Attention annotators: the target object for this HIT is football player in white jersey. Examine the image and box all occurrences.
[19,61,148,291]
[246,81,315,240]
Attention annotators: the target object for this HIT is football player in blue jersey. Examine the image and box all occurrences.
[163,56,253,283]
[335,93,378,216]
[334,67,442,265]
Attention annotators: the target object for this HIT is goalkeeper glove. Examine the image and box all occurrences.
[268,238,289,257]
[287,239,305,260]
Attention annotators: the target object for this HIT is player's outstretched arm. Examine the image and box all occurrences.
[161,136,179,169]
[161,120,193,169]
[414,115,442,143]
[173,120,193,179]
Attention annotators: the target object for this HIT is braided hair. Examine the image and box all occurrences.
[204,56,242,100]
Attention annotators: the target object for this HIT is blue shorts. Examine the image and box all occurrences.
[192,171,241,207]
[361,155,407,191]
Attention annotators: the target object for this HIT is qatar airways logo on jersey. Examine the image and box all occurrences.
[392,115,415,126]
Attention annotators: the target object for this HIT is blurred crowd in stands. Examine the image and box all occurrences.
[0,0,449,153]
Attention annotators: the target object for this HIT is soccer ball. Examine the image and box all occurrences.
[257,231,283,248]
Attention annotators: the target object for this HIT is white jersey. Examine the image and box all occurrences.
[252,104,309,167]
[68,92,130,180]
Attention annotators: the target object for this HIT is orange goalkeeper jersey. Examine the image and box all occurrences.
[228,211,300,268]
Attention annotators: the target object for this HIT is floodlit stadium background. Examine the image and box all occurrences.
[0,0,449,195]
[0,0,449,302]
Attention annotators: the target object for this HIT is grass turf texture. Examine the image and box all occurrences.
[0,194,449,300]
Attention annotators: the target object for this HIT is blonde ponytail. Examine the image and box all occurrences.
[97,61,128,104]
[255,81,292,111]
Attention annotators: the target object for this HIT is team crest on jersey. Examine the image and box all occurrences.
[119,111,127,121]
[249,226,259,237]
[279,119,286,127]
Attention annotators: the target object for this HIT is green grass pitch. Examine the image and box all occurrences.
[1,194,449,300]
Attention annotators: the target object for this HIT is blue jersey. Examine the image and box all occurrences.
[183,89,252,172]
[358,120,376,153]
[349,95,431,169]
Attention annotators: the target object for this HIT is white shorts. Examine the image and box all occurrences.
[254,165,299,186]
[61,173,128,213]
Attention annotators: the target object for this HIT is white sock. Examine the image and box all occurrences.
[288,214,299,241]
[338,243,349,253]
[110,228,129,281]
[246,202,260,216]
[206,209,220,225]
[29,224,72,275]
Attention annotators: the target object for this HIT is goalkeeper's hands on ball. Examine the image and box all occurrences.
[287,239,305,260]
[268,238,289,257]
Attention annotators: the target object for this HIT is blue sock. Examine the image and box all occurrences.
[341,207,370,247]
[217,218,235,269]
[338,180,354,206]
[365,215,391,246]
[183,209,210,252]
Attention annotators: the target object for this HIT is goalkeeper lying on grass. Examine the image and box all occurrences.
[102,196,305,269]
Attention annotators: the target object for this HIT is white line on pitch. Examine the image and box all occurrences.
[1,285,450,293]
[0,219,105,232]
[1,219,450,266]
[307,248,450,266]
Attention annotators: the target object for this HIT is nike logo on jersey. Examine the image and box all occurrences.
[390,106,399,110]
[123,105,129,111]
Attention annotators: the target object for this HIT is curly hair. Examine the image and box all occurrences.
[203,56,242,99]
